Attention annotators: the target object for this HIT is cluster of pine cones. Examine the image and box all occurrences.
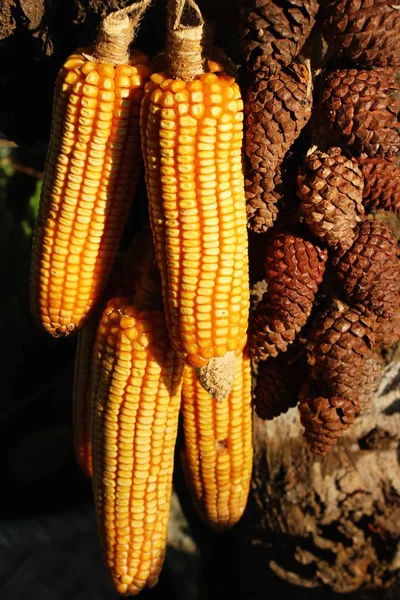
[243,0,400,455]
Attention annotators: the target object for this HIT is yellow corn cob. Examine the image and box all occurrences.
[72,313,98,479]
[180,350,253,530]
[30,48,151,336]
[91,296,184,596]
[140,62,249,370]
[72,233,154,479]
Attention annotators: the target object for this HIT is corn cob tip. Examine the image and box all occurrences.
[195,351,236,401]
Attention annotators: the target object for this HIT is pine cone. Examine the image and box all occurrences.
[333,219,400,318]
[245,63,312,233]
[358,352,384,412]
[298,380,359,456]
[307,300,376,402]
[375,294,400,349]
[297,146,364,251]
[243,0,319,73]
[314,68,400,157]
[252,231,328,360]
[245,166,281,233]
[254,349,309,420]
[358,156,400,216]
[245,63,313,174]
[321,0,400,68]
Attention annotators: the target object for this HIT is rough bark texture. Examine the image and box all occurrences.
[236,360,400,598]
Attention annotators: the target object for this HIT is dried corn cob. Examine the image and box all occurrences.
[91,295,184,596]
[140,21,249,398]
[72,233,153,479]
[30,10,152,337]
[180,350,253,530]
[72,314,98,479]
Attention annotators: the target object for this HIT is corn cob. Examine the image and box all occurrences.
[91,295,184,596]
[72,313,98,479]
[140,58,249,389]
[30,16,152,337]
[72,233,153,479]
[180,350,253,530]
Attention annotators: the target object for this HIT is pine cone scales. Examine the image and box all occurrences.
[254,352,308,420]
[333,220,400,318]
[315,68,400,157]
[297,147,364,251]
[321,0,400,67]
[245,63,313,232]
[307,301,376,401]
[245,166,281,233]
[244,0,319,73]
[358,352,384,412]
[375,295,400,349]
[245,63,313,174]
[358,157,400,215]
[298,383,358,456]
[252,232,328,360]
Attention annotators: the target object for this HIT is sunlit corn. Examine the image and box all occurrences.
[140,66,249,368]
[180,350,253,530]
[91,296,184,596]
[30,50,151,336]
[72,234,154,479]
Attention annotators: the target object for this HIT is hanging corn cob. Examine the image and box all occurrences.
[30,2,152,337]
[72,230,153,479]
[72,314,98,479]
[140,0,249,399]
[180,350,253,530]
[91,270,184,596]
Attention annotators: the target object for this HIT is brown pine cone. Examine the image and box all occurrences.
[321,0,400,68]
[297,146,364,251]
[333,219,400,318]
[245,63,312,232]
[315,68,400,157]
[375,294,400,349]
[298,380,359,456]
[254,349,309,420]
[358,156,400,216]
[307,300,376,402]
[358,352,384,412]
[245,63,313,174]
[252,231,328,360]
[245,166,281,233]
[243,0,319,73]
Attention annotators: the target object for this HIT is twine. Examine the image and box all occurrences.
[93,0,152,65]
[165,0,206,81]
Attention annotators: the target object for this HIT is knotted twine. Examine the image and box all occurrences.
[93,0,152,65]
[165,0,207,81]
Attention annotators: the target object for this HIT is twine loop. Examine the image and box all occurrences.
[166,0,207,81]
[94,0,152,65]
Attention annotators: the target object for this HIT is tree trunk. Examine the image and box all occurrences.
[232,360,400,599]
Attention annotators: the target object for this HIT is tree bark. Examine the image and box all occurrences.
[233,360,400,599]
